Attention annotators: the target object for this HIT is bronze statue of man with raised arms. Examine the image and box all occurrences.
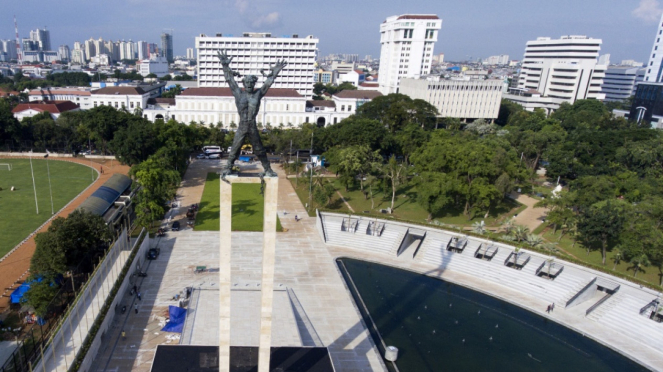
[217,50,287,178]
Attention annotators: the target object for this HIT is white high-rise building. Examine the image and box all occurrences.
[84,38,96,60]
[601,66,645,101]
[186,47,194,60]
[645,13,663,82]
[137,41,149,60]
[378,14,442,95]
[195,32,319,98]
[504,35,606,113]
[71,42,86,64]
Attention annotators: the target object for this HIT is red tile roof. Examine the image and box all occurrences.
[359,82,379,87]
[11,101,80,114]
[92,86,146,95]
[333,90,382,100]
[306,100,336,108]
[180,87,303,98]
[29,88,92,96]
[397,15,439,20]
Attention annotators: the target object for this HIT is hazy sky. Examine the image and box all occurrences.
[4,0,663,63]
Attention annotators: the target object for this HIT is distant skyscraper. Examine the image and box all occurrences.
[645,14,663,82]
[0,40,18,60]
[58,45,70,61]
[186,47,194,60]
[30,28,51,51]
[378,14,442,95]
[84,38,96,60]
[161,32,173,62]
[148,43,158,57]
[22,38,37,52]
[137,41,149,60]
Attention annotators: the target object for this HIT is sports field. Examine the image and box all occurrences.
[0,159,97,257]
[195,173,282,231]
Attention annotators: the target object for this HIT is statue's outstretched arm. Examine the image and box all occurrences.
[260,59,287,95]
[217,50,240,94]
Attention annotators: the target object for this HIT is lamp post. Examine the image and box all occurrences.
[308,132,313,212]
[44,153,54,214]
[29,150,39,214]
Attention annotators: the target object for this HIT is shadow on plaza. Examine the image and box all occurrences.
[329,249,454,371]
[90,235,175,372]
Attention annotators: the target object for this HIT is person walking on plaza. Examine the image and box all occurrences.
[137,292,142,301]
[121,330,126,340]
[134,304,138,314]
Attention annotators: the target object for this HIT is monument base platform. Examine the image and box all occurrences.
[151,345,334,372]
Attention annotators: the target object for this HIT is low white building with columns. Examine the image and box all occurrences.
[142,87,382,127]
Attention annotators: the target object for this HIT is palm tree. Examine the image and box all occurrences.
[510,225,530,243]
[612,249,623,270]
[526,234,544,248]
[472,221,486,235]
[629,253,651,278]
[500,217,515,235]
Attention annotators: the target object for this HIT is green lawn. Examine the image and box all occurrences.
[540,224,662,286]
[289,177,524,227]
[195,173,282,231]
[0,159,97,257]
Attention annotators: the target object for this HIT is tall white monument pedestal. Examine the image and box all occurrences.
[219,175,279,372]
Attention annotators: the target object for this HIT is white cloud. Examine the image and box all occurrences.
[232,0,282,29]
[633,0,663,22]
[235,0,249,14]
[251,12,281,28]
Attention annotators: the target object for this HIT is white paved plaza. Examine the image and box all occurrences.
[88,159,663,371]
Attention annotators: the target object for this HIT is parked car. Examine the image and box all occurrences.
[146,247,160,260]
[196,153,208,159]
[172,221,180,231]
[208,153,221,159]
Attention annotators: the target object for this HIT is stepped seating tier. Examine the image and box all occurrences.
[318,212,663,357]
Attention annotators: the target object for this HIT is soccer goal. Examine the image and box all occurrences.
[0,164,12,170]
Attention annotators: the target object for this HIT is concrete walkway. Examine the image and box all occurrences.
[510,193,547,231]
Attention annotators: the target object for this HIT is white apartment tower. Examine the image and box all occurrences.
[195,32,318,98]
[378,14,442,95]
[187,47,195,60]
[645,14,663,82]
[506,35,606,112]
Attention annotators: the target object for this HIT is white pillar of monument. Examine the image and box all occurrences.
[219,175,279,372]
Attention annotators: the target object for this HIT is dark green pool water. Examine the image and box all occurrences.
[338,258,648,372]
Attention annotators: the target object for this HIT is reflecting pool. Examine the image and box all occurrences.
[338,258,647,372]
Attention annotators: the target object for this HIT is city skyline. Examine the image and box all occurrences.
[3,0,662,63]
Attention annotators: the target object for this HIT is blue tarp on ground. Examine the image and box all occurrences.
[161,305,187,333]
[239,156,252,162]
[10,277,44,304]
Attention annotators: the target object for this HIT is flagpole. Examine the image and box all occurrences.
[45,152,54,214]
[29,151,39,214]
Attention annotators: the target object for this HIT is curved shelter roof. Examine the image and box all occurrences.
[78,174,132,217]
